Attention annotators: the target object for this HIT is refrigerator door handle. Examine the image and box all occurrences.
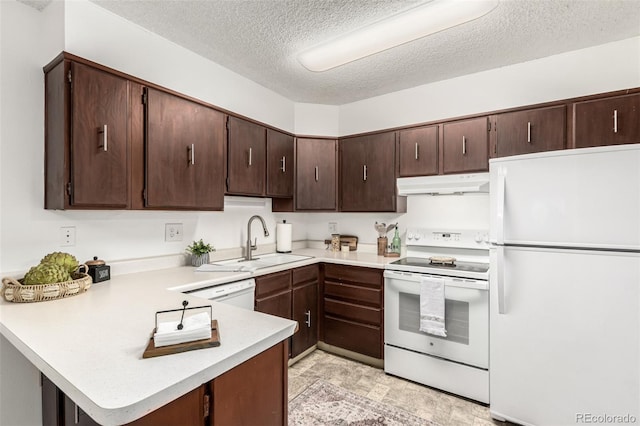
[497,246,506,314]
[496,171,506,245]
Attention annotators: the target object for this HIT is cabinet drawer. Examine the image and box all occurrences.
[324,281,381,307]
[324,298,381,326]
[255,290,292,319]
[255,270,291,298]
[323,316,382,359]
[323,264,382,287]
[292,264,318,287]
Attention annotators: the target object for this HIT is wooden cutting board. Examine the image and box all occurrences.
[143,320,220,359]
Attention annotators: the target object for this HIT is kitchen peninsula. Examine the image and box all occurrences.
[0,265,297,425]
[0,248,394,425]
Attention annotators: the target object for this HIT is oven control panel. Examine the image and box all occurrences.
[406,228,490,249]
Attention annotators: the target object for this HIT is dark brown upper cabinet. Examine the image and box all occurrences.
[226,116,266,196]
[442,117,489,174]
[339,131,404,212]
[492,105,566,158]
[399,125,438,177]
[144,88,225,210]
[266,129,294,198]
[44,60,130,209]
[572,93,640,148]
[295,138,337,211]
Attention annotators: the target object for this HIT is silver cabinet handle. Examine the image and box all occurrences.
[363,165,367,181]
[527,121,532,143]
[74,403,80,424]
[462,136,467,155]
[613,109,618,133]
[188,144,195,165]
[280,156,286,173]
[248,147,252,166]
[98,124,108,151]
[315,166,319,182]
[415,142,419,160]
[305,310,311,327]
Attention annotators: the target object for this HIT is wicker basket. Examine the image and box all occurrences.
[1,266,92,303]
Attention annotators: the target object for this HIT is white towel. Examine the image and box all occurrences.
[154,312,212,347]
[419,277,447,337]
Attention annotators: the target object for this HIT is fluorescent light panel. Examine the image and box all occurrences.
[298,0,499,72]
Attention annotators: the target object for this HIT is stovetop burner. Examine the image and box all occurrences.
[386,228,490,280]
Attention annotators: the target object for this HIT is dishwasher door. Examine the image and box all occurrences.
[186,279,255,310]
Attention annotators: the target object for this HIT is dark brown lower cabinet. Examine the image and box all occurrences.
[255,266,319,359]
[211,341,287,426]
[291,266,319,358]
[321,264,384,360]
[42,341,288,426]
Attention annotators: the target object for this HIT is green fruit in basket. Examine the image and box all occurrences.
[40,252,79,274]
[23,263,71,285]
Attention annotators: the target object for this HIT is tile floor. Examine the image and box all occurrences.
[289,349,504,426]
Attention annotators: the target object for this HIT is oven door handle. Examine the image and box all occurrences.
[497,246,506,314]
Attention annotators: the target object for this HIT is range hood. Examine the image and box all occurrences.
[397,173,490,195]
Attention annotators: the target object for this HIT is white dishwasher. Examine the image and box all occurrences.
[185,278,255,310]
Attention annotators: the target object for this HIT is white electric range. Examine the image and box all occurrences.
[384,228,490,403]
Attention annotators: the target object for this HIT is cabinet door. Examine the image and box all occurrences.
[145,88,225,210]
[494,106,566,157]
[399,125,438,177]
[340,132,397,212]
[70,62,129,208]
[292,281,318,358]
[442,117,489,174]
[255,291,292,320]
[211,342,287,426]
[62,395,100,426]
[573,93,640,148]
[255,270,292,319]
[296,138,337,210]
[227,116,266,196]
[266,129,294,197]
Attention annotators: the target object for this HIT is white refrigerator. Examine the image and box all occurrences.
[489,144,640,426]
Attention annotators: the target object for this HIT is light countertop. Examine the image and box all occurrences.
[0,248,395,425]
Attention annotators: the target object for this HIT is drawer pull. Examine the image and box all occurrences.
[98,124,108,151]
[305,310,311,328]
[613,109,618,133]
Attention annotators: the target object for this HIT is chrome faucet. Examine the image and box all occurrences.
[245,215,269,261]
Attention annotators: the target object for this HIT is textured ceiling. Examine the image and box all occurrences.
[24,0,640,105]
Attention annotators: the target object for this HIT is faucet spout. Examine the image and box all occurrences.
[245,215,269,261]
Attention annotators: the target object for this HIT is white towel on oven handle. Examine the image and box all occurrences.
[419,277,447,337]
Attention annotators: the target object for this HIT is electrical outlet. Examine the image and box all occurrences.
[165,223,183,242]
[60,226,76,246]
[328,222,338,234]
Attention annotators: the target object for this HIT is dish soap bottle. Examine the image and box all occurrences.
[391,226,401,254]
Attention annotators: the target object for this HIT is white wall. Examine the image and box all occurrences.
[338,36,640,135]
[64,0,294,132]
[294,103,340,137]
[0,0,301,275]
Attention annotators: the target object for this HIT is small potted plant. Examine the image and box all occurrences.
[186,239,215,267]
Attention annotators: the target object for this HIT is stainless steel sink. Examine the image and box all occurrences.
[210,253,313,270]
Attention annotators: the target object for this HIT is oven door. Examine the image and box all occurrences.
[384,270,489,369]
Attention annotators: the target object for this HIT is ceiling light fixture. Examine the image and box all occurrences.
[297,0,499,72]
